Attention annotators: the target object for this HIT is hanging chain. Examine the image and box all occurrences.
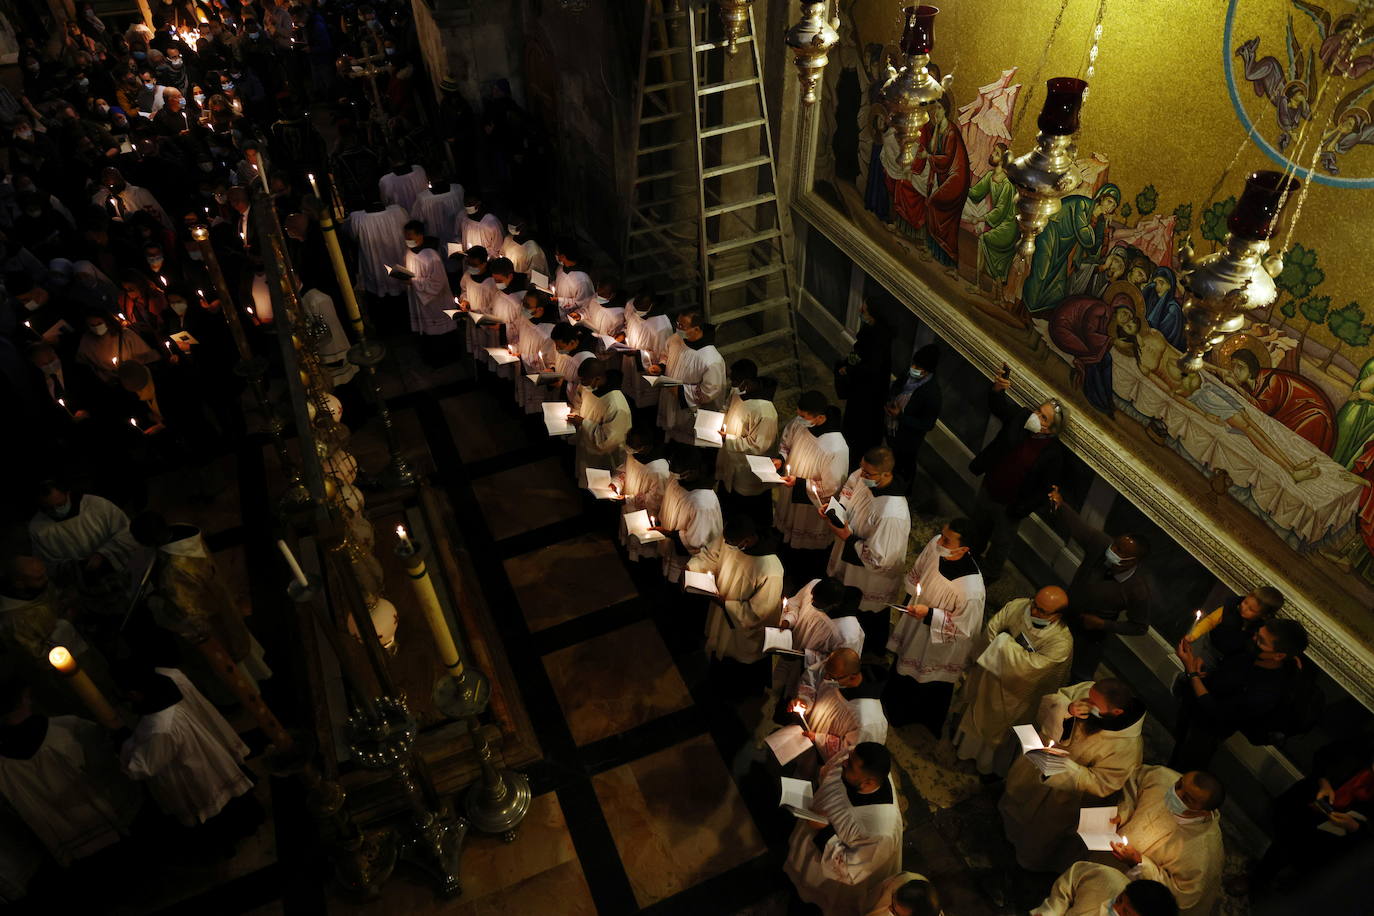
[1200,135,1253,213]
[1079,0,1108,111]
[1010,0,1073,141]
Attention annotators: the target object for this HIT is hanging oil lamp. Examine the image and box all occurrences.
[879,5,949,167]
[1000,77,1087,264]
[718,0,753,55]
[1176,170,1296,374]
[786,1,839,105]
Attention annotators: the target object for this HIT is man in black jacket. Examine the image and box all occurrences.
[967,370,1066,581]
[884,343,941,497]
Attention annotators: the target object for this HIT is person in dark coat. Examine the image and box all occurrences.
[836,299,892,466]
[967,368,1066,581]
[883,343,942,496]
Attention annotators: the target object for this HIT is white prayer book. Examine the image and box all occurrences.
[530,269,552,292]
[683,570,718,596]
[624,509,665,543]
[483,346,520,366]
[525,371,564,384]
[642,374,684,387]
[747,455,786,484]
[386,264,414,280]
[465,311,500,325]
[779,777,828,824]
[1014,724,1070,774]
[763,627,802,656]
[823,497,847,527]
[169,331,199,346]
[694,409,725,448]
[542,402,576,437]
[1012,724,1047,755]
[444,309,461,319]
[1076,806,1122,851]
[446,241,464,257]
[584,468,621,500]
[766,725,813,765]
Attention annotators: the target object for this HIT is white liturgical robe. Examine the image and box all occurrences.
[775,418,850,550]
[377,165,428,214]
[705,546,784,663]
[461,270,500,355]
[1031,862,1129,916]
[657,335,727,443]
[553,265,594,315]
[500,236,545,275]
[617,453,672,562]
[887,536,986,684]
[825,471,910,610]
[29,493,140,581]
[121,668,252,827]
[717,390,780,495]
[621,306,673,408]
[658,480,722,582]
[784,764,903,916]
[952,598,1073,775]
[348,205,410,296]
[404,247,453,336]
[458,211,505,255]
[1098,766,1223,916]
[781,579,851,660]
[999,681,1145,872]
[575,300,625,338]
[514,321,558,414]
[574,389,631,487]
[409,185,464,246]
[796,681,889,763]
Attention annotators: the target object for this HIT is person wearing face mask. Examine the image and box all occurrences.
[568,358,631,488]
[651,445,723,583]
[457,193,505,256]
[457,246,500,357]
[549,240,593,317]
[512,290,560,413]
[618,291,673,409]
[716,360,780,525]
[399,218,455,366]
[499,216,547,276]
[703,515,784,665]
[549,323,597,405]
[886,518,985,734]
[409,177,464,255]
[614,425,673,562]
[999,677,1145,872]
[27,479,141,595]
[479,257,528,377]
[884,344,942,498]
[1045,484,1154,682]
[568,278,625,339]
[0,557,69,672]
[773,392,850,571]
[76,311,160,385]
[91,166,171,229]
[787,648,886,766]
[967,366,1066,582]
[649,309,727,444]
[834,298,893,462]
[825,446,910,649]
[952,585,1072,777]
[1179,585,1283,667]
[1033,872,1178,916]
[1089,768,1225,916]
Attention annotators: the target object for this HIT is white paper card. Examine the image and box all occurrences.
[444,309,461,319]
[1076,806,1122,851]
[1012,724,1046,754]
[766,725,812,765]
[525,372,563,383]
[694,409,725,447]
[446,241,464,257]
[642,375,684,387]
[763,627,796,653]
[584,468,620,500]
[483,346,520,366]
[530,269,551,292]
[683,570,718,596]
[747,455,786,484]
[542,402,575,437]
[624,509,665,543]
[779,777,828,824]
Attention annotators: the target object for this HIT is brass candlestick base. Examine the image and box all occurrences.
[464,728,531,844]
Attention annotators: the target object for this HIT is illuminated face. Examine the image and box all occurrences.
[1239,595,1264,619]
[1152,276,1170,296]
[937,524,962,552]
[1114,307,1139,336]
[1104,255,1126,280]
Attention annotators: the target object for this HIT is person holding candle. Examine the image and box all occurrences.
[653,445,723,584]
[615,426,672,563]
[773,392,849,576]
[649,308,727,446]
[788,648,885,767]
[119,270,170,337]
[401,218,455,368]
[1179,585,1283,667]
[512,290,560,414]
[715,360,780,527]
[704,515,784,665]
[1032,871,1178,916]
[75,311,161,386]
[825,447,911,634]
[569,358,630,489]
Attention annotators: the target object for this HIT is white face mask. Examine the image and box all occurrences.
[467,266,480,276]
[861,477,878,488]
[194,93,206,105]
[170,299,188,315]
[797,416,814,428]
[1104,547,1123,568]
[1023,412,1044,434]
[1029,615,1052,629]
[404,239,419,249]
[91,324,109,336]
[464,205,478,215]
[936,544,956,559]
[495,281,508,290]
[675,328,689,339]
[909,367,925,379]
[595,295,609,305]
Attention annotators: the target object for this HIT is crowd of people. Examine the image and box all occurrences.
[0,0,1365,913]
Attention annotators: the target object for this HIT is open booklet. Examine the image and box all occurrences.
[747,455,787,484]
[525,371,564,383]
[584,468,622,501]
[694,409,725,447]
[779,777,829,824]
[763,627,804,656]
[766,725,813,766]
[385,264,414,280]
[483,347,520,366]
[1076,806,1122,851]
[641,374,683,387]
[529,269,554,293]
[542,402,576,437]
[1012,724,1070,774]
[823,497,847,528]
[465,311,501,325]
[683,570,718,596]
[445,241,465,258]
[623,509,666,543]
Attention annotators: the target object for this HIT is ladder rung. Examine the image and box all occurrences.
[700,118,767,139]
[695,35,753,52]
[704,193,777,218]
[644,80,689,92]
[640,112,684,126]
[709,296,791,325]
[697,77,760,96]
[706,227,782,255]
[628,216,698,237]
[707,263,785,291]
[719,327,794,356]
[637,141,680,155]
[634,169,682,184]
[703,155,773,179]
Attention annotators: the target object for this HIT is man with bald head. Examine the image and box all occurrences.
[793,647,887,765]
[1047,485,1154,681]
[953,585,1074,776]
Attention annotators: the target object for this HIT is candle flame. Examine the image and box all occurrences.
[1195,609,1203,621]
[1047,740,1055,749]
[57,398,65,407]
[118,312,127,321]
[129,417,138,429]
[159,275,167,286]
[396,524,408,539]
[48,646,74,672]
[111,357,118,366]
[1120,835,1128,846]
[916,583,922,598]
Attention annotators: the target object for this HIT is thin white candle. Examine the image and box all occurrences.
[277,539,309,588]
[128,417,139,430]
[395,524,414,553]
[307,172,320,198]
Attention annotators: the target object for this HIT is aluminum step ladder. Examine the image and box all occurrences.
[623,0,804,395]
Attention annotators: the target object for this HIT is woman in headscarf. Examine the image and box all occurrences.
[1140,266,1185,350]
[1334,357,1374,467]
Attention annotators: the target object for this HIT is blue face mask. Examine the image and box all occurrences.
[1164,785,1189,817]
[1104,546,1123,568]
[909,367,925,379]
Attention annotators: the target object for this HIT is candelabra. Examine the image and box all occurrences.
[878,6,951,167]
[785,1,839,105]
[717,0,752,55]
[1000,77,1086,261]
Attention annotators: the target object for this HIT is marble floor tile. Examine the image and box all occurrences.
[504,533,638,632]
[544,619,693,745]
[888,723,983,815]
[470,457,582,541]
[452,859,596,916]
[440,390,530,464]
[593,734,767,908]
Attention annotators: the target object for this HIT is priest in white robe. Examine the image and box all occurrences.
[458,246,500,357]
[885,519,985,734]
[1033,866,1177,916]
[501,219,547,275]
[513,292,561,414]
[705,516,784,663]
[616,430,672,563]
[952,586,1072,775]
[569,281,626,339]
[825,447,910,646]
[650,310,727,444]
[409,180,464,249]
[570,359,631,487]
[792,649,888,765]
[377,163,428,213]
[403,238,453,339]
[552,244,595,316]
[480,257,529,378]
[716,364,780,517]
[654,449,723,583]
[550,325,597,407]
[0,688,141,868]
[1091,767,1225,916]
[784,743,903,916]
[29,482,140,597]
[999,679,1145,872]
[120,666,253,828]
[620,294,673,409]
[775,394,850,556]
[347,203,410,297]
[781,577,859,662]
[456,194,505,254]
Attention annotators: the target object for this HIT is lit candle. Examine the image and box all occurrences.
[164,340,172,354]
[129,417,139,431]
[23,320,31,329]
[1120,835,1129,846]
[916,583,922,599]
[111,356,119,367]
[117,311,128,324]
[1194,609,1203,622]
[790,699,810,732]
[158,275,168,288]
[277,539,309,588]
[307,172,320,198]
[396,524,414,553]
[57,397,73,416]
[48,646,122,730]
[197,289,206,304]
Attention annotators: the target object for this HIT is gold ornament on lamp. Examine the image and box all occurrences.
[879,6,951,167]
[1175,170,1296,374]
[785,1,839,105]
[1000,78,1087,262]
[717,0,752,55]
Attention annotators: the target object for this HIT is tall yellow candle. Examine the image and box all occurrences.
[397,537,463,678]
[48,647,122,730]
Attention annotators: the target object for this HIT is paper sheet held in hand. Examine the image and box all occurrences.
[683,570,718,596]
[584,468,620,500]
[694,409,725,447]
[525,371,563,383]
[542,402,575,436]
[530,269,552,292]
[642,374,683,387]
[1076,806,1122,851]
[779,777,828,824]
[446,242,464,257]
[763,627,802,655]
[484,347,520,365]
[747,455,786,484]
[766,725,812,765]
[624,509,665,543]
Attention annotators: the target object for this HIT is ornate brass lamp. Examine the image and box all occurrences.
[1000,77,1087,261]
[717,0,752,55]
[786,1,839,105]
[1176,170,1296,374]
[879,6,950,167]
